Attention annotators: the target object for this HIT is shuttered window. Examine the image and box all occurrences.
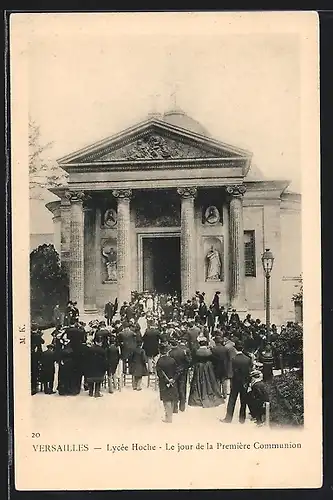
[244,230,256,277]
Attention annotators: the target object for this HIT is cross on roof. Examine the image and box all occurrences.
[170,83,180,109]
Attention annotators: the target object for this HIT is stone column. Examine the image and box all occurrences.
[52,204,62,257]
[66,191,86,313]
[59,195,72,274]
[177,187,197,303]
[45,200,61,256]
[84,206,97,313]
[226,184,246,310]
[112,189,132,306]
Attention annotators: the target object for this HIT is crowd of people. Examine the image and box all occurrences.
[31,290,294,425]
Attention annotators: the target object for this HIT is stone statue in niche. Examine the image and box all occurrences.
[204,205,220,225]
[102,244,117,282]
[103,208,117,228]
[206,245,222,281]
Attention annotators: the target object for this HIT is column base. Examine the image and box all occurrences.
[84,306,98,314]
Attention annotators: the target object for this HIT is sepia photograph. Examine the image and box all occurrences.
[10,11,321,490]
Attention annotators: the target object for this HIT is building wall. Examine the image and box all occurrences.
[243,205,265,312]
[280,197,302,322]
[59,188,301,323]
[30,233,55,252]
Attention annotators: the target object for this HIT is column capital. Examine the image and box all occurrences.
[112,188,133,200]
[65,190,89,203]
[226,184,246,198]
[177,187,197,199]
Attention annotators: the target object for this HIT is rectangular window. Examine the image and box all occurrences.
[244,230,256,277]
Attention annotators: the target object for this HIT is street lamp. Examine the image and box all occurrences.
[261,248,274,340]
[261,249,274,383]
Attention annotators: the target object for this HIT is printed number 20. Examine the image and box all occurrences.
[32,432,40,438]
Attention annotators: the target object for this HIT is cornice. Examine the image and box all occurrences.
[244,180,291,195]
[56,177,244,192]
[59,157,247,174]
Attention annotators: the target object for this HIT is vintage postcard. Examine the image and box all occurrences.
[10,11,322,490]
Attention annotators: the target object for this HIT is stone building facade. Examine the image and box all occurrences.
[48,109,301,324]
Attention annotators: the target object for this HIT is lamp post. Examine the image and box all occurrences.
[261,248,274,342]
[261,248,274,382]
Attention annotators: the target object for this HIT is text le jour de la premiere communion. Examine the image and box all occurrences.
[32,441,302,453]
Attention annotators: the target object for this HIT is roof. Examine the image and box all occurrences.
[245,163,265,181]
[161,108,210,137]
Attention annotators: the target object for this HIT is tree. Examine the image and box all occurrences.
[30,244,69,325]
[29,116,67,189]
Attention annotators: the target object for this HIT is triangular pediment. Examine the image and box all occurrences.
[96,132,226,161]
[58,119,252,167]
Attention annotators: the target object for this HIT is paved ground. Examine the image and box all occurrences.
[33,328,258,432]
[32,378,259,436]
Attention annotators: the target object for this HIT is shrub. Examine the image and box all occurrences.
[268,371,304,426]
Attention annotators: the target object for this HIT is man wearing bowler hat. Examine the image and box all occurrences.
[156,344,179,423]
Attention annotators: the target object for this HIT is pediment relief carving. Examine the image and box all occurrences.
[87,134,235,162]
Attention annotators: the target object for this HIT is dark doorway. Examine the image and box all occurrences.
[143,237,181,295]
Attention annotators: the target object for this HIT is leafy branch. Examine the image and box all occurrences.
[29,116,68,188]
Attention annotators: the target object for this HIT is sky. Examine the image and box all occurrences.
[24,13,301,191]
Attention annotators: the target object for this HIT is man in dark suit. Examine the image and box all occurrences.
[125,302,135,323]
[198,299,208,326]
[156,344,179,423]
[186,319,201,354]
[210,336,229,398]
[84,337,108,398]
[222,340,252,424]
[224,335,237,395]
[206,305,215,337]
[119,301,128,319]
[168,338,192,412]
[229,308,240,326]
[66,321,86,349]
[52,304,63,327]
[142,321,161,374]
[105,335,121,393]
[211,291,221,319]
[117,321,137,374]
[66,321,86,395]
[104,300,115,326]
[72,301,80,323]
[219,306,229,328]
[40,344,56,394]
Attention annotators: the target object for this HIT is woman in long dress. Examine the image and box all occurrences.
[188,338,225,408]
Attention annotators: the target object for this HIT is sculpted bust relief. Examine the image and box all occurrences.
[103,208,117,228]
[204,206,220,225]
